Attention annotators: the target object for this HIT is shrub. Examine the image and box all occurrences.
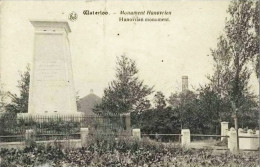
[1,137,258,167]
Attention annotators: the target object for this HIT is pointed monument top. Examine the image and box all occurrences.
[30,20,71,33]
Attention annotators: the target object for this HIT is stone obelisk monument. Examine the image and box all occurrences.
[21,20,80,117]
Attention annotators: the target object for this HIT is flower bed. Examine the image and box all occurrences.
[0,138,258,167]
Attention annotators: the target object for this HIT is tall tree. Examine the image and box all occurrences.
[153,91,166,110]
[5,65,30,114]
[225,0,258,109]
[95,55,153,115]
[208,0,259,128]
[207,35,232,98]
[252,0,259,77]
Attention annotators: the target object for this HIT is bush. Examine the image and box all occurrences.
[0,138,258,167]
[131,108,181,142]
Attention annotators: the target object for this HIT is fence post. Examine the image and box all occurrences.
[255,130,259,150]
[125,113,131,130]
[25,129,35,145]
[132,129,141,140]
[181,129,190,147]
[221,122,229,141]
[80,128,89,147]
[228,127,238,152]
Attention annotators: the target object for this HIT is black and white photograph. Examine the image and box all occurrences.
[0,0,259,166]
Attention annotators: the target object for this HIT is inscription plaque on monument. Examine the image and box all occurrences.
[26,20,79,116]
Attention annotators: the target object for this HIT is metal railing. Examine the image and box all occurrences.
[238,136,259,138]
[191,134,229,138]
[0,114,126,142]
[142,134,182,136]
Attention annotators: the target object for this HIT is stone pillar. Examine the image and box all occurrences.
[25,129,35,145]
[132,129,141,140]
[221,122,229,141]
[80,128,89,147]
[228,127,238,152]
[125,113,131,130]
[181,129,190,147]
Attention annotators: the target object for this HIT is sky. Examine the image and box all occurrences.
[0,0,258,99]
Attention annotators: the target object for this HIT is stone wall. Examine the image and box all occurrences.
[227,128,259,151]
[238,129,259,150]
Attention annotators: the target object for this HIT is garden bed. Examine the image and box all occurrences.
[0,137,258,167]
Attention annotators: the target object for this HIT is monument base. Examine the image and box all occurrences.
[17,112,84,122]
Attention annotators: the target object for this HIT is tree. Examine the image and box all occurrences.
[207,35,232,98]
[153,91,166,110]
[5,65,30,114]
[252,0,259,77]
[196,85,232,134]
[0,84,8,113]
[168,90,197,109]
[95,55,153,115]
[208,0,259,129]
[225,0,258,109]
[168,90,197,129]
[131,107,180,140]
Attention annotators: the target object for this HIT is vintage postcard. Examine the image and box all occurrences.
[0,0,259,166]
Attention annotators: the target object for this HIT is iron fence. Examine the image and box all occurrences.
[142,133,182,142]
[0,114,126,142]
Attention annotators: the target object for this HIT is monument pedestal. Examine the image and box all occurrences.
[22,20,79,119]
[17,112,84,122]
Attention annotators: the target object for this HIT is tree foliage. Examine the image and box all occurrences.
[167,90,197,128]
[225,0,258,108]
[0,84,9,113]
[131,107,181,137]
[5,65,30,114]
[153,91,166,110]
[208,0,259,122]
[252,0,259,77]
[168,90,197,109]
[95,55,153,115]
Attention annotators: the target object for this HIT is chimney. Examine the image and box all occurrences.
[90,89,94,94]
[182,76,188,92]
